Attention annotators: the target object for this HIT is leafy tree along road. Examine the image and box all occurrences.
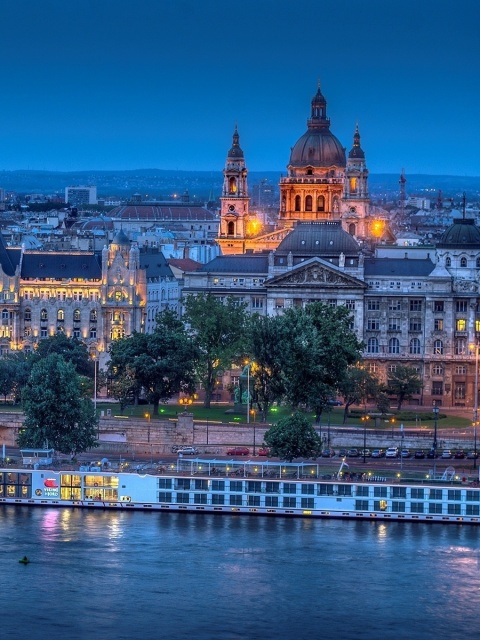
[17,353,98,456]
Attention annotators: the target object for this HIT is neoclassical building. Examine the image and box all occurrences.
[217,84,387,256]
[185,218,480,409]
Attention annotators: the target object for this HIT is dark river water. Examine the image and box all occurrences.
[1,506,480,640]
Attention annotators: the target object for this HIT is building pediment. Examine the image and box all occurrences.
[266,257,366,289]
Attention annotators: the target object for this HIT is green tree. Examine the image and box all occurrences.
[109,366,137,413]
[17,354,98,455]
[280,302,363,422]
[32,333,93,377]
[0,359,15,403]
[247,315,287,421]
[6,352,35,403]
[263,412,322,462]
[183,293,248,408]
[338,364,380,423]
[108,310,197,415]
[387,365,422,410]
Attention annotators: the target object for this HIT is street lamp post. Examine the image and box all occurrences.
[400,423,404,471]
[247,364,251,424]
[145,412,150,443]
[432,404,439,478]
[361,415,369,463]
[92,354,98,414]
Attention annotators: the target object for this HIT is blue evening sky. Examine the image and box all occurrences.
[1,0,479,175]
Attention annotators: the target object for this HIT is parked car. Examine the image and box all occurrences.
[441,449,452,459]
[401,449,411,458]
[327,398,343,406]
[226,447,250,456]
[359,448,371,457]
[371,449,385,458]
[177,447,199,455]
[467,451,479,459]
[454,450,465,459]
[426,449,438,458]
[338,449,347,458]
[321,449,336,458]
[347,448,359,457]
[414,450,425,459]
[385,447,399,458]
[257,447,270,456]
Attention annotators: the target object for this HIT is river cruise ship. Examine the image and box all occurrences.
[1,457,480,524]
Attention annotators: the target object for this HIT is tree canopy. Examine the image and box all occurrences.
[246,314,287,421]
[31,333,94,377]
[183,293,248,408]
[278,302,363,422]
[338,364,380,423]
[387,365,422,409]
[263,412,322,462]
[17,353,98,455]
[108,310,197,414]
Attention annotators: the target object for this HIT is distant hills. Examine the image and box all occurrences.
[0,169,478,201]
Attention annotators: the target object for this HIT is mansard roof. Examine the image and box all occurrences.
[140,251,174,278]
[276,222,360,256]
[21,251,102,280]
[195,255,269,274]
[111,205,217,222]
[364,257,435,277]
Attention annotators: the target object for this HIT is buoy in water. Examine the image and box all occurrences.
[19,556,29,564]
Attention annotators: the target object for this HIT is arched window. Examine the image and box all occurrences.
[57,309,64,322]
[409,338,421,354]
[433,339,444,355]
[228,177,237,194]
[388,337,400,354]
[281,198,286,213]
[348,223,356,236]
[294,195,301,212]
[90,310,97,322]
[2,309,8,322]
[73,309,81,323]
[446,256,451,267]
[317,195,325,212]
[367,337,379,353]
[25,308,32,322]
[305,195,313,212]
[460,256,467,267]
[40,308,48,322]
[227,221,235,235]
[455,338,466,355]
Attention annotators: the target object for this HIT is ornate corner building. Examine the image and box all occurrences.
[0,230,146,367]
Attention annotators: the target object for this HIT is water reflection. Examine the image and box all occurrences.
[2,508,480,640]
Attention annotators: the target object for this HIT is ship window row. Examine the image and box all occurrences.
[164,479,480,500]
[159,492,315,509]
[357,501,480,516]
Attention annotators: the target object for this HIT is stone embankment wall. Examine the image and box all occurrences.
[0,411,476,456]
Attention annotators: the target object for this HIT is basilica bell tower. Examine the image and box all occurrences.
[217,127,250,255]
[342,124,370,238]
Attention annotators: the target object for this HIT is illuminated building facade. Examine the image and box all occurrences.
[185,218,480,409]
[218,84,385,255]
[0,229,146,367]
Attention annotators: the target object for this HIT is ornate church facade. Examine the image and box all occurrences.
[217,84,377,256]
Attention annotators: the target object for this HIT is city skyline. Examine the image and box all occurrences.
[1,0,479,176]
